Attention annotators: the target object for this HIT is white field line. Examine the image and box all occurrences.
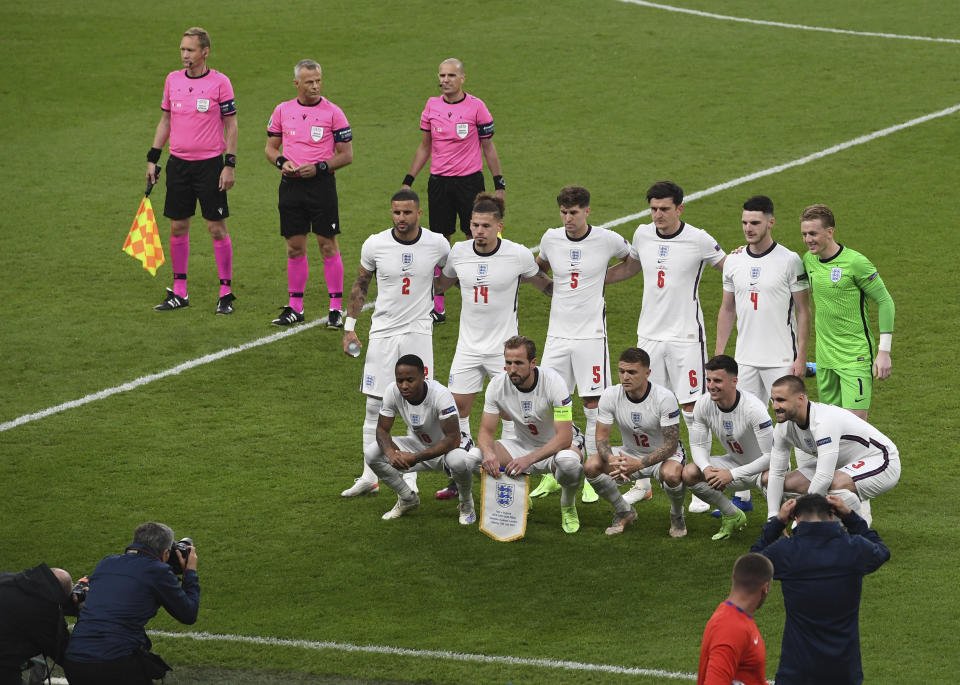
[3,103,958,433]
[617,0,960,44]
[148,629,698,680]
[0,303,374,433]
[594,102,960,231]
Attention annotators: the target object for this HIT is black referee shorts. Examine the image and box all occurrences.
[164,154,230,222]
[427,171,485,237]
[278,173,341,238]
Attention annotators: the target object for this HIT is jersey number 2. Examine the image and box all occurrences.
[401,277,411,295]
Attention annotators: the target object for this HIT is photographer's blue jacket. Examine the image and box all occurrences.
[64,543,199,662]
[750,512,889,685]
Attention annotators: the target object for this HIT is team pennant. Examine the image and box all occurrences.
[122,197,165,276]
[480,472,529,542]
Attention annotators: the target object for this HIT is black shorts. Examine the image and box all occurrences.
[164,154,230,222]
[427,171,485,237]
[278,173,341,239]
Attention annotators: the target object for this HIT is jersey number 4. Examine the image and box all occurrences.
[750,291,759,310]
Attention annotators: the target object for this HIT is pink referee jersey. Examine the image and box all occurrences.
[267,97,352,167]
[419,93,493,177]
[161,68,236,161]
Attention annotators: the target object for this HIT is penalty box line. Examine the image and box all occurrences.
[3,103,957,434]
[150,629,698,681]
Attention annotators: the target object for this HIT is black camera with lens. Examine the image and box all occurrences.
[167,537,194,575]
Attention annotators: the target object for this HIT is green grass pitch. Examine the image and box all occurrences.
[1,1,958,683]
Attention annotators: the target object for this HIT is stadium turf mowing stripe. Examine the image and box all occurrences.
[3,102,956,435]
[149,630,700,681]
[616,0,960,44]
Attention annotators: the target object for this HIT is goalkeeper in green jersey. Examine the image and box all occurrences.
[799,204,894,419]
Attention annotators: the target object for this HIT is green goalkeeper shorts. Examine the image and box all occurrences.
[817,365,873,409]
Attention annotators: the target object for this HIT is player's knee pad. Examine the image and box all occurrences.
[444,448,471,475]
[554,449,584,484]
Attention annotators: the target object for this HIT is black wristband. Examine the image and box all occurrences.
[276,156,288,170]
[224,154,236,168]
[147,147,162,164]
[403,174,415,186]
[493,175,506,190]
[316,161,329,175]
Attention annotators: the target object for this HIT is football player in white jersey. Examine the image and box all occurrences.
[431,194,552,500]
[606,180,726,513]
[341,189,450,497]
[764,375,901,526]
[478,336,585,533]
[585,347,688,537]
[364,355,482,523]
[714,196,810,514]
[532,186,632,504]
[682,355,773,541]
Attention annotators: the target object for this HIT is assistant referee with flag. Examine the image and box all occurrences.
[146,26,238,315]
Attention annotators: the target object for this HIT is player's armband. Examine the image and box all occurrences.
[553,405,573,421]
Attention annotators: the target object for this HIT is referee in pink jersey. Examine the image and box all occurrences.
[265,59,354,327]
[402,58,505,324]
[147,27,237,315]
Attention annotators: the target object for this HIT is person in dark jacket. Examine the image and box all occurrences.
[63,522,199,685]
[751,492,889,685]
[0,563,74,685]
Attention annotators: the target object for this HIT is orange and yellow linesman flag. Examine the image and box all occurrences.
[122,197,165,276]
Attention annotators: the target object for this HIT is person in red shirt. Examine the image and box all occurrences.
[698,552,773,685]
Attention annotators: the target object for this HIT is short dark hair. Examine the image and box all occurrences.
[557,185,591,209]
[800,203,835,230]
[772,374,806,396]
[391,188,420,206]
[473,192,504,220]
[732,553,774,593]
[646,180,683,206]
[618,347,650,367]
[793,493,834,521]
[705,354,738,376]
[395,354,425,374]
[504,335,536,361]
[743,195,774,215]
[133,522,174,557]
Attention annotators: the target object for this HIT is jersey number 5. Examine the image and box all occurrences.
[571,272,579,289]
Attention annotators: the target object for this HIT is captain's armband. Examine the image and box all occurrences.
[553,405,573,421]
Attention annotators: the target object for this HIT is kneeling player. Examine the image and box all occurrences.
[478,335,585,533]
[364,355,481,524]
[683,355,773,541]
[764,375,901,526]
[586,347,687,537]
